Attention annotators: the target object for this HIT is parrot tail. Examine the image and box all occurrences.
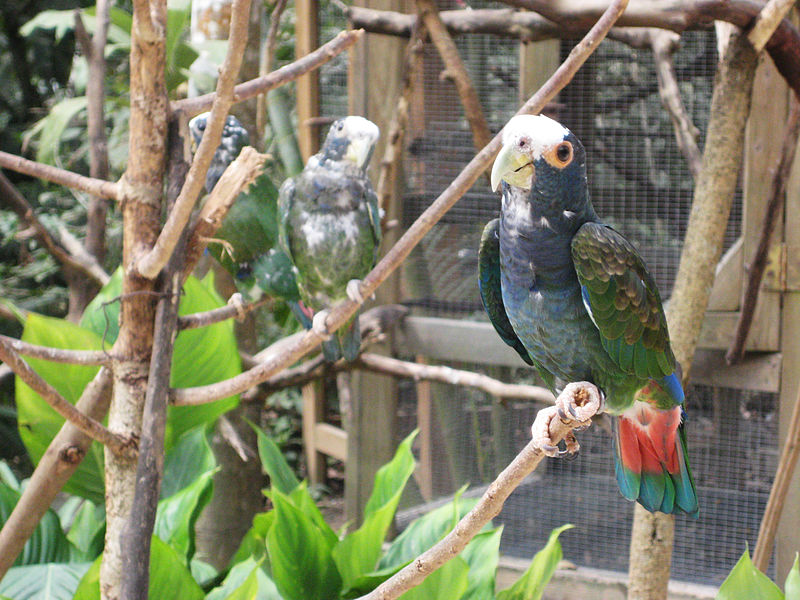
[612,403,699,517]
[320,313,361,363]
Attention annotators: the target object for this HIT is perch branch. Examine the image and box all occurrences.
[753,376,800,571]
[135,0,253,280]
[0,337,130,455]
[0,172,110,286]
[179,296,271,330]
[182,147,268,278]
[356,383,601,600]
[168,0,628,407]
[748,0,797,52]
[0,151,120,200]
[0,334,111,366]
[172,29,363,117]
[0,367,113,578]
[726,97,800,365]
[414,0,493,152]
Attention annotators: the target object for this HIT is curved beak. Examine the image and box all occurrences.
[491,144,533,192]
[346,137,376,169]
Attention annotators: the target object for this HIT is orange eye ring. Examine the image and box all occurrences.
[543,141,573,168]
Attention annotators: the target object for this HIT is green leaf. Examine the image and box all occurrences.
[190,558,218,588]
[251,421,300,494]
[205,558,282,600]
[0,562,91,600]
[287,482,338,548]
[0,481,72,566]
[397,557,469,600]
[162,426,217,498]
[266,490,342,600]
[334,431,417,590]
[165,7,198,92]
[73,537,205,600]
[20,9,77,41]
[266,89,304,176]
[228,511,274,569]
[25,97,88,165]
[497,524,574,600]
[81,270,241,448]
[0,461,20,490]
[716,549,784,600]
[65,500,105,562]
[460,527,503,600]
[154,469,216,562]
[786,554,800,600]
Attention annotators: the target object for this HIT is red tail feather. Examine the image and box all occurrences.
[618,404,682,475]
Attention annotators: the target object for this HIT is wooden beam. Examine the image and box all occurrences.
[295,0,320,161]
[314,423,347,461]
[302,380,327,486]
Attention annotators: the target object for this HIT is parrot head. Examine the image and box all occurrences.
[320,116,380,169]
[491,114,588,212]
[188,112,251,193]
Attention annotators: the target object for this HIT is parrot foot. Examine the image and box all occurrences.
[312,310,333,341]
[531,407,576,458]
[227,293,247,321]
[531,382,602,458]
[346,279,365,304]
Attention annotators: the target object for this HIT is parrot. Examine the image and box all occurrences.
[481,114,698,516]
[278,116,382,362]
[189,112,251,193]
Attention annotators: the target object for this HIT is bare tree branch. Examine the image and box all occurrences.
[179,296,271,330]
[136,0,253,280]
[0,334,110,366]
[0,367,113,578]
[0,337,130,455]
[748,0,797,52]
[0,151,120,200]
[172,29,364,117]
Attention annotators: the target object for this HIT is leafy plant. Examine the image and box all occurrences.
[715,549,800,600]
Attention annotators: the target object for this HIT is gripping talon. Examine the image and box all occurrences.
[346,279,364,304]
[312,310,333,341]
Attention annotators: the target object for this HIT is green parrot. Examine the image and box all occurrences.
[278,116,382,361]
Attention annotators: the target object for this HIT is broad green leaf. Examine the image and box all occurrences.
[165,8,198,92]
[786,554,800,600]
[341,562,409,599]
[26,97,88,165]
[65,500,105,562]
[15,314,105,501]
[460,527,503,600]
[0,478,72,566]
[72,537,204,600]
[266,490,342,600]
[81,269,240,448]
[333,431,417,590]
[497,524,574,600]
[397,557,469,600]
[20,10,76,41]
[251,421,300,494]
[190,558,218,588]
[206,558,282,600]
[154,469,216,562]
[0,563,91,600]
[162,425,217,498]
[287,482,338,548]
[715,549,783,600]
[228,511,274,569]
[378,492,478,570]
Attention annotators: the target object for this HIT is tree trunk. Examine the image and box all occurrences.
[626,30,758,600]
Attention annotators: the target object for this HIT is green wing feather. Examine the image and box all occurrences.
[365,187,382,263]
[571,222,675,380]
[277,177,295,264]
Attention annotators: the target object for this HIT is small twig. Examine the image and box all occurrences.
[136,0,253,280]
[415,0,493,153]
[256,0,289,139]
[0,367,113,578]
[356,383,601,600]
[0,151,120,200]
[0,334,111,365]
[172,29,363,117]
[726,96,800,365]
[0,337,130,455]
[179,296,270,330]
[753,377,800,571]
[748,0,797,52]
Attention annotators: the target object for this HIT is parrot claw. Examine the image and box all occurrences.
[227,293,247,321]
[312,310,333,340]
[532,383,601,459]
[346,279,365,304]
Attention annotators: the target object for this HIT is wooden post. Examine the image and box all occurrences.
[296,0,320,161]
[302,379,327,486]
[415,356,434,502]
[518,39,560,107]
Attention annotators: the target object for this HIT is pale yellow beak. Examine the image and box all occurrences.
[491,144,533,192]
[345,138,374,169]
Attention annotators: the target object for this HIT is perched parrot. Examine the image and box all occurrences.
[278,116,382,362]
[482,114,698,516]
[189,112,251,193]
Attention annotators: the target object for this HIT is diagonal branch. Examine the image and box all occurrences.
[0,336,130,455]
[135,0,253,280]
[748,0,797,52]
[0,334,110,366]
[169,0,628,407]
[178,296,270,330]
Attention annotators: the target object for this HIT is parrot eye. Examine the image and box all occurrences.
[556,142,572,163]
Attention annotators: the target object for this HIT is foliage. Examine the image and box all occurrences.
[715,549,800,600]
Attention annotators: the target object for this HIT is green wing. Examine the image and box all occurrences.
[365,186,382,264]
[571,222,676,380]
[277,176,295,264]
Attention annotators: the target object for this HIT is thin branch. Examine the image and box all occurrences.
[0,334,111,366]
[182,147,267,279]
[356,383,601,600]
[136,0,253,280]
[356,353,554,403]
[414,0,493,152]
[172,29,364,117]
[752,375,800,571]
[0,336,130,455]
[256,0,290,139]
[0,172,110,286]
[0,367,113,578]
[726,97,800,365]
[0,151,120,201]
[748,0,797,52]
[178,296,270,330]
[168,0,628,407]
